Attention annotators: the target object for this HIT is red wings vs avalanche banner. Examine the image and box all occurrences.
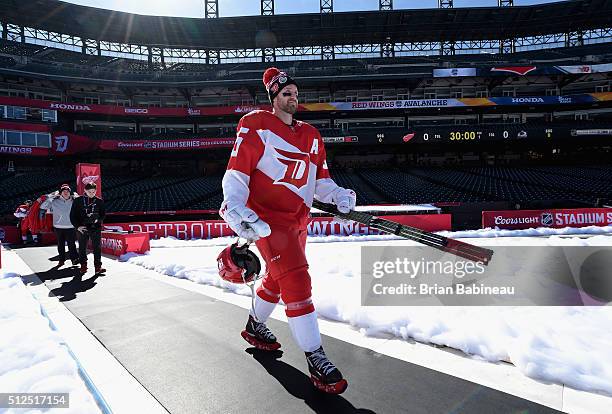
[76,163,101,196]
[98,138,235,151]
[482,208,612,230]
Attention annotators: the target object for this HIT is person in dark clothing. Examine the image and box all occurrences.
[70,182,106,275]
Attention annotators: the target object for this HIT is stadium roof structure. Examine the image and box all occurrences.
[0,0,611,50]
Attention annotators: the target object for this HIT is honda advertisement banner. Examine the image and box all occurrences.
[482,208,612,230]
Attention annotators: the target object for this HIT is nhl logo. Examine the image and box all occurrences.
[279,76,287,84]
[541,212,553,227]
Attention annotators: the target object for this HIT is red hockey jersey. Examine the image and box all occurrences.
[25,196,53,234]
[222,110,341,229]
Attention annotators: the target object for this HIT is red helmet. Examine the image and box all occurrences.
[217,243,261,284]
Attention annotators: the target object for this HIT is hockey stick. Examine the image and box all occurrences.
[312,200,494,265]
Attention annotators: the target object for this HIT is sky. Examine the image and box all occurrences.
[64,0,566,18]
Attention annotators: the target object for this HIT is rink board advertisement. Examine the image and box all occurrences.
[104,214,451,240]
[98,138,235,151]
[482,208,612,230]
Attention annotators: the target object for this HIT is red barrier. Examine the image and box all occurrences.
[98,231,150,256]
[482,208,612,230]
[104,214,451,240]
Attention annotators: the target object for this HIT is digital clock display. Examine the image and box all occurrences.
[448,131,481,141]
[402,126,540,143]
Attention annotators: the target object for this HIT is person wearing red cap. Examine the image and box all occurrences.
[219,67,356,394]
[13,199,33,245]
[41,184,79,267]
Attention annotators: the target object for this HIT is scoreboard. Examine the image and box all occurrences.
[401,125,555,144]
[320,124,612,145]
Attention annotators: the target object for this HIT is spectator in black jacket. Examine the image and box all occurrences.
[70,182,106,275]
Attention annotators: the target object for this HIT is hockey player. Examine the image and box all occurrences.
[27,195,54,243]
[14,199,32,244]
[219,67,356,394]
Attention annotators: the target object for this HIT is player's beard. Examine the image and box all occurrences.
[280,100,298,115]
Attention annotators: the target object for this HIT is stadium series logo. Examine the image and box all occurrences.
[540,212,554,227]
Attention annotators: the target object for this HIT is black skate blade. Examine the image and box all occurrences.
[310,376,348,394]
[241,330,281,351]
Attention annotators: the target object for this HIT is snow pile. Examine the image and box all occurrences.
[440,224,612,239]
[0,271,101,413]
[122,232,612,396]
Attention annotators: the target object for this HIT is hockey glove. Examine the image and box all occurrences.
[220,204,271,241]
[334,188,356,214]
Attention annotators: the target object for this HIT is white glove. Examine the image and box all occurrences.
[220,204,271,241]
[334,188,356,214]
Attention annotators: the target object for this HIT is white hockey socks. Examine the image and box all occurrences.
[250,296,277,323]
[288,311,322,353]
